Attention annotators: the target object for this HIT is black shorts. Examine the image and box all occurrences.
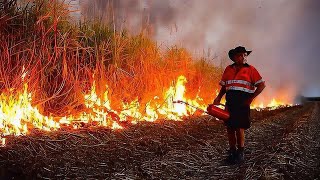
[225,90,252,129]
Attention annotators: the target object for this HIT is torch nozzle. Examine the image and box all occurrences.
[172,100,184,104]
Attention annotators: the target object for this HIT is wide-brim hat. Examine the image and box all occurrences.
[228,46,252,61]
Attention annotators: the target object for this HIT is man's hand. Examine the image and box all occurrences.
[213,86,226,105]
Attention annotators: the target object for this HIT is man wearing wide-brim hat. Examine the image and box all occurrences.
[212,46,266,164]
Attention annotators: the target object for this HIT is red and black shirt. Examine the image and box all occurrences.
[219,63,264,94]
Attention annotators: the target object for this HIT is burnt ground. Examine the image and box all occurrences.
[0,102,319,179]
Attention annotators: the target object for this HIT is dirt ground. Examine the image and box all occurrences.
[1,102,319,179]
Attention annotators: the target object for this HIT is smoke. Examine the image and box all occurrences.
[76,0,320,101]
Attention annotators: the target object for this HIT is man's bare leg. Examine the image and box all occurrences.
[227,127,237,149]
[226,127,237,163]
[236,128,245,148]
[236,128,245,162]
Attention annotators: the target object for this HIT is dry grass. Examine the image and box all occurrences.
[0,0,223,118]
[1,103,319,179]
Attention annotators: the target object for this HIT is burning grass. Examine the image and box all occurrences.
[0,0,223,135]
[1,1,293,141]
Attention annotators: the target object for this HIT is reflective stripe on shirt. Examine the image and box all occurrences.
[254,79,265,86]
[226,86,255,93]
[226,80,253,86]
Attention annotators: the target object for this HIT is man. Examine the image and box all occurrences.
[213,46,266,164]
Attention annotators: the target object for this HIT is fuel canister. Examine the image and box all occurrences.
[207,104,230,121]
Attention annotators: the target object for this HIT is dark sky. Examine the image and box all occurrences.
[76,0,320,101]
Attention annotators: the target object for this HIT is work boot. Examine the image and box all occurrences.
[225,148,237,164]
[236,147,245,163]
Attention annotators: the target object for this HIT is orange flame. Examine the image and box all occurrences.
[0,75,292,137]
[0,83,60,136]
[251,98,293,110]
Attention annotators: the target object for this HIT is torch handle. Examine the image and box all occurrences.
[217,103,226,107]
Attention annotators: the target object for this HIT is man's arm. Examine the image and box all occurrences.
[213,86,226,105]
[250,82,266,103]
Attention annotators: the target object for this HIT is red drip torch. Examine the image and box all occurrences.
[173,100,230,121]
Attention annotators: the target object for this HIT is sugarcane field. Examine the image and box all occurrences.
[1,0,320,179]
